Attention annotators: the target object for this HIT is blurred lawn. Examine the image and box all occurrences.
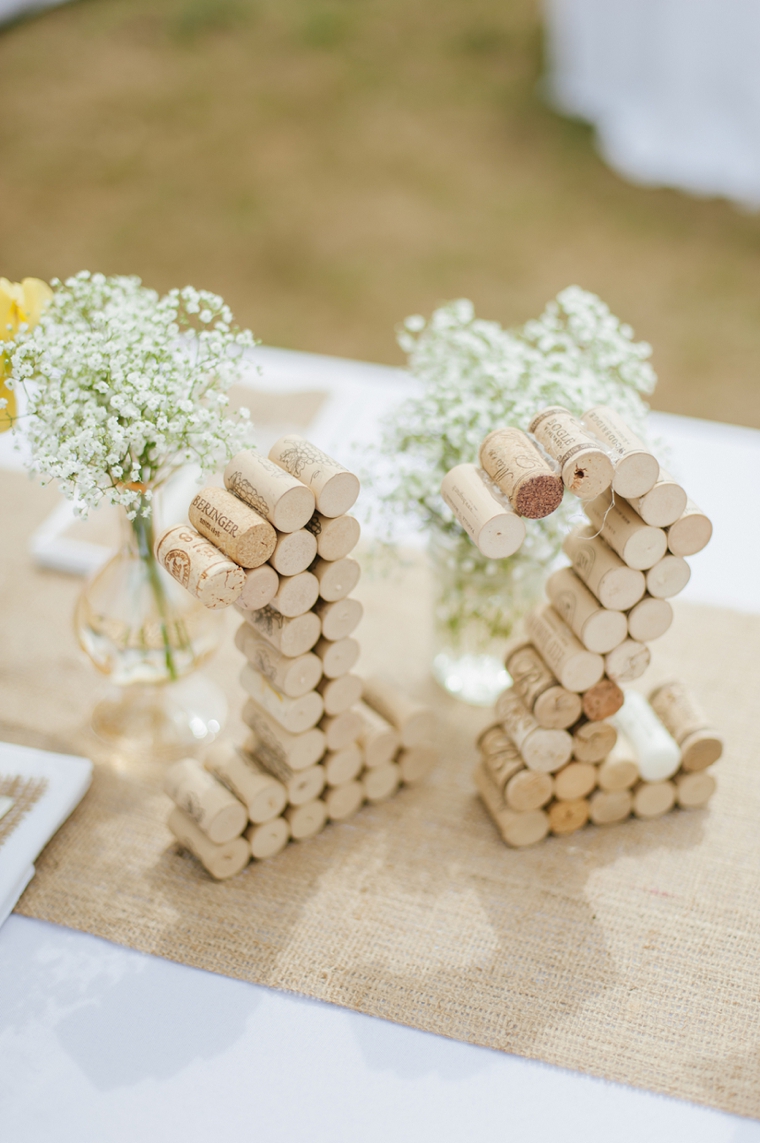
[1,0,759,426]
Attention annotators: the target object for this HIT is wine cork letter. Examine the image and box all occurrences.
[546,566,628,654]
[224,450,315,533]
[479,427,563,519]
[156,525,246,609]
[529,406,613,500]
[581,406,659,498]
[189,486,277,569]
[584,489,667,570]
[270,435,360,518]
[440,464,526,559]
[562,524,646,611]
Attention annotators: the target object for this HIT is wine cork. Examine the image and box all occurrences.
[188,487,277,569]
[156,525,246,609]
[604,638,651,683]
[474,763,550,848]
[645,555,691,599]
[589,788,633,825]
[286,799,327,840]
[440,463,526,558]
[553,761,597,801]
[628,468,687,528]
[268,570,320,618]
[529,406,614,500]
[224,450,315,533]
[548,798,590,835]
[584,489,667,570]
[269,528,318,577]
[479,427,564,519]
[164,758,247,845]
[240,661,324,732]
[504,768,553,812]
[612,690,680,781]
[239,564,280,612]
[478,723,514,755]
[398,744,438,784]
[571,719,617,763]
[354,700,401,766]
[362,761,401,802]
[676,770,717,809]
[312,557,361,603]
[318,673,363,716]
[582,678,624,721]
[597,735,639,791]
[325,780,365,821]
[648,681,723,771]
[285,764,326,806]
[246,816,290,860]
[323,744,363,786]
[361,677,435,748]
[305,512,361,561]
[562,524,646,611]
[495,688,573,772]
[203,740,287,823]
[633,780,676,819]
[241,604,321,657]
[546,566,628,654]
[314,636,360,679]
[627,596,673,642]
[581,406,660,498]
[667,499,712,558]
[269,435,360,518]
[241,701,326,772]
[321,708,363,752]
[505,643,582,730]
[315,597,363,642]
[235,624,322,698]
[525,605,605,692]
[482,742,524,794]
[168,807,250,880]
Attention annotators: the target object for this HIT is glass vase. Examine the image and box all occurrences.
[430,531,546,707]
[74,496,227,760]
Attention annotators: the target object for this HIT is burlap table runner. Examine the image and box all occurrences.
[3,471,760,1119]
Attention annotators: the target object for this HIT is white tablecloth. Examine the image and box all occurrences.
[2,347,759,1141]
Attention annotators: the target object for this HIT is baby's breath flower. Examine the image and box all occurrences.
[11,272,255,518]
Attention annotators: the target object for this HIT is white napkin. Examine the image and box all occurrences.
[0,741,92,927]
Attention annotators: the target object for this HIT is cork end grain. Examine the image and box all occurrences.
[515,474,564,519]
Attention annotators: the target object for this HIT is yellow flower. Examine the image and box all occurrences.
[0,276,52,433]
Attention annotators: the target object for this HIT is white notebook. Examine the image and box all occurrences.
[0,741,92,927]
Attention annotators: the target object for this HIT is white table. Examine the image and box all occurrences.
[2,348,759,1140]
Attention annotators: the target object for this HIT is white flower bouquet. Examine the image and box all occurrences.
[375,286,657,699]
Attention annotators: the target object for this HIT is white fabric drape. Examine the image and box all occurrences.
[544,0,760,208]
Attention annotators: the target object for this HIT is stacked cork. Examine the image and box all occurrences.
[441,404,721,846]
[156,436,439,878]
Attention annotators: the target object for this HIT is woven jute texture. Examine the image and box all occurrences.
[4,472,760,1119]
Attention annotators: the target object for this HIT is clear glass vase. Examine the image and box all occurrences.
[430,532,546,707]
[74,496,227,760]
